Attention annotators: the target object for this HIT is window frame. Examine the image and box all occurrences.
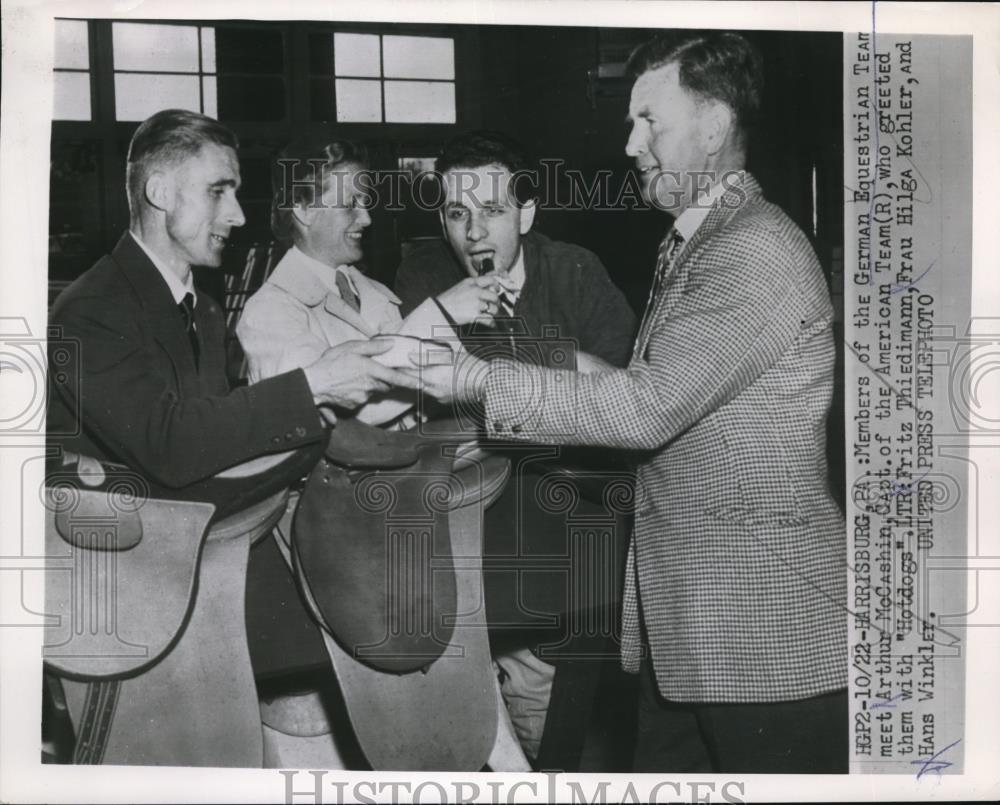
[49,19,479,266]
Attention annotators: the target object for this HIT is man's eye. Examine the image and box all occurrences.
[447,208,468,220]
[485,206,505,216]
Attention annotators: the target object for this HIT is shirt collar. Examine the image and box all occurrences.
[291,246,360,298]
[130,230,196,306]
[672,179,730,243]
[504,246,527,295]
[270,246,399,308]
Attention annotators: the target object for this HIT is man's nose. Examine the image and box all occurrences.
[625,127,646,158]
[225,195,246,228]
[466,213,487,241]
[355,206,372,228]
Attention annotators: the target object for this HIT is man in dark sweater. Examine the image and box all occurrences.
[395,134,635,370]
[395,131,637,763]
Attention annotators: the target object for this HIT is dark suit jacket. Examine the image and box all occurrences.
[48,233,325,499]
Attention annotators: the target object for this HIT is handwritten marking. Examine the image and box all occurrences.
[912,738,961,779]
[890,261,935,294]
[871,692,906,709]
[890,470,931,496]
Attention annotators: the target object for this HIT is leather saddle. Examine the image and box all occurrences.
[293,422,458,673]
[289,416,508,770]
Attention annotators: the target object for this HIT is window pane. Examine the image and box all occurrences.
[309,78,335,121]
[308,32,334,75]
[54,19,89,70]
[334,33,380,77]
[202,76,218,118]
[383,36,454,80]
[112,22,199,72]
[217,75,285,121]
[336,78,382,122]
[384,80,455,123]
[201,27,216,73]
[114,73,201,121]
[215,27,284,74]
[52,72,91,121]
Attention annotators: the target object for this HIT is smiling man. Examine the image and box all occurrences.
[48,109,423,514]
[415,33,847,773]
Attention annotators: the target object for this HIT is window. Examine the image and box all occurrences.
[310,33,456,124]
[111,22,217,121]
[53,19,92,120]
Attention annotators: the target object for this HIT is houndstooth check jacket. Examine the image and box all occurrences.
[482,173,846,702]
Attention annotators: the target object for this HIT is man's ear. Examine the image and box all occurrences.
[291,201,315,229]
[518,198,537,235]
[144,171,171,212]
[699,100,734,156]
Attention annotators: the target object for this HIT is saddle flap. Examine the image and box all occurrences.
[293,444,458,673]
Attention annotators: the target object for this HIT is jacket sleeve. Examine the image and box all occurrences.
[483,223,806,450]
[237,288,329,383]
[53,294,324,488]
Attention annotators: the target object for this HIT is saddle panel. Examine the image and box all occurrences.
[55,491,288,766]
[43,489,216,678]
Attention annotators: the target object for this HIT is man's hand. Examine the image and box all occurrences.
[303,339,424,410]
[410,347,490,405]
[435,275,501,325]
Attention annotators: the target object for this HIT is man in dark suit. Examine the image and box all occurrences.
[416,32,847,773]
[48,109,422,514]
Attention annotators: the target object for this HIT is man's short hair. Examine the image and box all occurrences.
[270,137,369,245]
[434,130,537,206]
[125,109,239,215]
[626,30,763,145]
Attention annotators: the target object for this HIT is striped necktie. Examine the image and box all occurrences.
[335,269,361,313]
[498,287,517,318]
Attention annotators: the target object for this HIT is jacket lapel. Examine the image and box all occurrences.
[322,292,377,337]
[112,233,199,385]
[632,173,763,361]
[269,248,378,337]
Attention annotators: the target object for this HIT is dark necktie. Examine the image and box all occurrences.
[178,292,199,368]
[335,270,361,313]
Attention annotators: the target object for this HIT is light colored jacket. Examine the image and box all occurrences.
[238,246,450,424]
[482,174,846,702]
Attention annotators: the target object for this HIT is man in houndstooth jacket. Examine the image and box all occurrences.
[418,30,847,773]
